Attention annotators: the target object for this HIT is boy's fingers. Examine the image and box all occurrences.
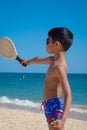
[20,60,27,67]
[21,60,27,64]
[51,121,59,127]
[22,63,27,67]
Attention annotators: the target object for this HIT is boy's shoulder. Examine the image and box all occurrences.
[55,62,67,76]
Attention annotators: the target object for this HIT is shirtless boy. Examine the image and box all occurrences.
[21,27,74,130]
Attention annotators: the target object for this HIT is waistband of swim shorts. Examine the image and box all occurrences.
[40,97,63,111]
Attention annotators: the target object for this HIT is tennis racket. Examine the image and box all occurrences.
[0,37,25,65]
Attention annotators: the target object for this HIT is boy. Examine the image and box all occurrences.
[21,27,74,130]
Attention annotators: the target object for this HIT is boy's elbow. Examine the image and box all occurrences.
[64,90,72,100]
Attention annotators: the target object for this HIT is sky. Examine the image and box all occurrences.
[0,0,87,73]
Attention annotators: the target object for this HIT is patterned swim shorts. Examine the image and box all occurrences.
[42,98,64,124]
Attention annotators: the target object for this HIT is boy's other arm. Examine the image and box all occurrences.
[55,66,72,122]
[21,56,54,66]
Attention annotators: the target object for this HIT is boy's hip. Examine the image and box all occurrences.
[41,97,64,124]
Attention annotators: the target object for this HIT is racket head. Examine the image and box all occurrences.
[0,37,17,59]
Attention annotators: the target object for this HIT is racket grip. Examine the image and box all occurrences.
[16,56,27,66]
[16,56,23,63]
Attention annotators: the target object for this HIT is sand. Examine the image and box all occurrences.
[0,107,87,130]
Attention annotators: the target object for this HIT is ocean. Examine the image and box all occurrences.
[0,72,87,114]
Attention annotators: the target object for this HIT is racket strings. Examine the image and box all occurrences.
[0,38,17,59]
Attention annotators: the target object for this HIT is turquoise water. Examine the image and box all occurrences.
[0,73,87,110]
[0,73,45,102]
[68,74,87,105]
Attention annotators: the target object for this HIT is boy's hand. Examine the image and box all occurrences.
[51,119,64,130]
[21,59,28,67]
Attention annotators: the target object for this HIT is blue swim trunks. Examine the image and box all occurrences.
[42,98,64,124]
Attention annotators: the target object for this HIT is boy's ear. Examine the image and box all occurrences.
[55,41,60,46]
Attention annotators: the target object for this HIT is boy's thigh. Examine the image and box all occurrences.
[48,124,64,130]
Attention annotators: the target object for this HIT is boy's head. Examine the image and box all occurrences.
[47,27,74,51]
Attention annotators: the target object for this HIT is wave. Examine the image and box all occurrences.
[70,105,87,114]
[0,96,40,108]
[0,96,87,114]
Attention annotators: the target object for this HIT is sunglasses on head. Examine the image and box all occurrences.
[46,38,50,45]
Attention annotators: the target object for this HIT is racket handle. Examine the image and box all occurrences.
[16,56,23,63]
[16,56,26,66]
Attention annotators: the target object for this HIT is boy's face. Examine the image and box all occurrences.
[46,36,58,54]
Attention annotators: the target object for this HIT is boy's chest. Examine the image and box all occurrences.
[45,64,59,86]
[47,64,57,77]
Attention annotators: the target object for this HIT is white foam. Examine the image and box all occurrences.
[0,96,87,114]
[0,96,40,108]
[70,107,87,114]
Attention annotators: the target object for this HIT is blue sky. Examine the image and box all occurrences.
[0,0,87,73]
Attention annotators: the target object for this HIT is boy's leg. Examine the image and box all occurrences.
[48,124,65,130]
[48,124,54,130]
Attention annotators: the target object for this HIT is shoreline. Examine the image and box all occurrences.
[0,103,87,121]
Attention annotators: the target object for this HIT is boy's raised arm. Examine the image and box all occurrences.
[21,56,54,66]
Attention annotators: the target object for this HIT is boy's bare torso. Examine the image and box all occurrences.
[44,60,63,101]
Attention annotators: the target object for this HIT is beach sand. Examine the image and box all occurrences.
[0,107,87,130]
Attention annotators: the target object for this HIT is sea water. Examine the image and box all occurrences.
[0,73,87,113]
